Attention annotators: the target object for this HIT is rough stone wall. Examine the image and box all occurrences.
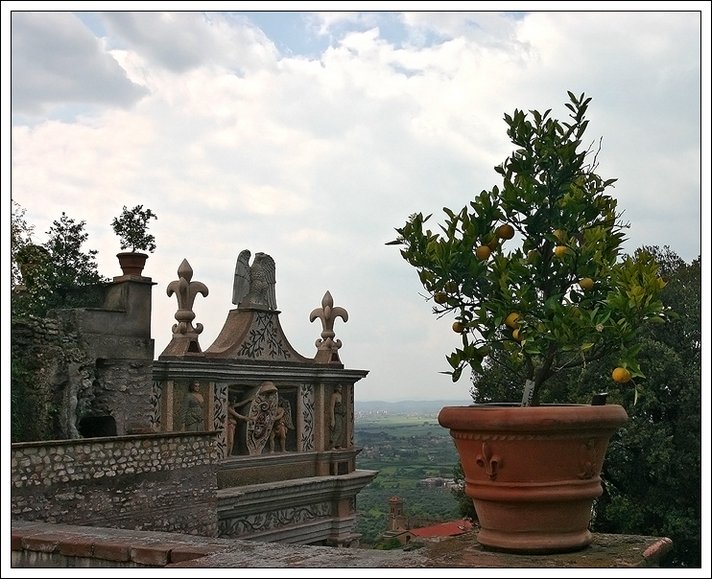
[12,277,156,440]
[11,433,220,537]
[91,359,155,435]
[11,316,93,441]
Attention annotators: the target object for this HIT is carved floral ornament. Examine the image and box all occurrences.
[310,291,349,356]
[166,259,209,336]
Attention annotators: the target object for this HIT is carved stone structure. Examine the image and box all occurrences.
[11,249,373,547]
[154,251,376,546]
[11,268,157,440]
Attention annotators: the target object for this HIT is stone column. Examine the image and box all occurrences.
[161,381,174,431]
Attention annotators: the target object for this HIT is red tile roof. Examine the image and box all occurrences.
[410,519,473,538]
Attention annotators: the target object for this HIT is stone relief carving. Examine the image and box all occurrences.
[349,385,354,449]
[237,312,292,360]
[299,385,315,451]
[239,381,279,455]
[269,398,294,453]
[179,382,205,432]
[329,385,346,450]
[214,383,228,457]
[219,501,332,536]
[149,380,162,432]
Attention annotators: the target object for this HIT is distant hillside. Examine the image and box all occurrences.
[355,399,471,415]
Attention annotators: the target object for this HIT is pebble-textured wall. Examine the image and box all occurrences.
[11,432,220,537]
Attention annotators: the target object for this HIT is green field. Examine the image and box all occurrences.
[353,414,461,546]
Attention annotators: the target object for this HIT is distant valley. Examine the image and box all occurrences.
[352,401,465,546]
[355,399,472,415]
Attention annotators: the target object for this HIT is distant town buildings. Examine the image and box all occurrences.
[380,496,473,546]
[416,476,460,489]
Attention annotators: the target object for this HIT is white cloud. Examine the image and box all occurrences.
[102,11,278,73]
[8,10,704,403]
[11,12,147,115]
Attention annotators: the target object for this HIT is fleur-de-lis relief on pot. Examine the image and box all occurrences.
[475,441,502,480]
[578,439,598,480]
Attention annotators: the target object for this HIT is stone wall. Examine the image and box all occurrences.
[11,276,156,441]
[11,432,220,537]
[11,315,90,441]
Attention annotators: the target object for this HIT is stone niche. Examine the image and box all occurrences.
[152,253,376,546]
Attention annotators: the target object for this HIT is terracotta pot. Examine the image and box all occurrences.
[116,252,148,276]
[438,403,628,554]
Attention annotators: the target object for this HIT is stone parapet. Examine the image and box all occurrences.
[217,470,378,545]
[10,521,674,569]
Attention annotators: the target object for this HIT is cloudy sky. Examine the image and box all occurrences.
[5,5,707,403]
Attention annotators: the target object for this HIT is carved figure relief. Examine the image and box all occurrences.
[329,385,347,449]
[269,398,294,453]
[234,381,278,455]
[229,383,299,456]
[180,381,205,432]
[226,394,249,456]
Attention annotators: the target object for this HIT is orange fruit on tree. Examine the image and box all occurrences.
[554,229,567,241]
[496,223,515,240]
[578,277,594,291]
[475,245,491,261]
[554,245,568,258]
[505,312,520,328]
[512,328,522,342]
[434,291,447,304]
[452,321,465,333]
[612,367,632,384]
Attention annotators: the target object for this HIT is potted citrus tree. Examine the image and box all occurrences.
[111,204,157,276]
[389,92,666,553]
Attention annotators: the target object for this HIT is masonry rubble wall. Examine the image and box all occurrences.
[10,432,219,537]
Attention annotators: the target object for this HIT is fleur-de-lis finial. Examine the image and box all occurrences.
[309,291,348,364]
[166,259,209,337]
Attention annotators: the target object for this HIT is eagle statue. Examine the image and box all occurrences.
[232,250,277,310]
